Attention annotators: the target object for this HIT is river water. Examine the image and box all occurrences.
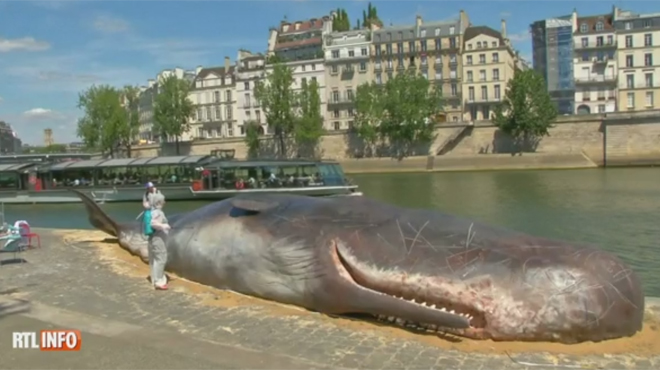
[7,168,660,296]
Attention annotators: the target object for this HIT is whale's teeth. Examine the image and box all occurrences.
[440,307,447,311]
[410,299,416,303]
[421,301,427,306]
[430,304,436,309]
[388,316,395,322]
[450,310,455,314]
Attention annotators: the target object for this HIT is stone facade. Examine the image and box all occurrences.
[128,110,660,167]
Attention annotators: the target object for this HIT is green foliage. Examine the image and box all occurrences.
[354,70,443,158]
[294,79,324,156]
[332,8,350,32]
[76,85,126,157]
[31,144,68,154]
[362,2,382,29]
[492,69,558,153]
[120,85,141,156]
[254,58,296,157]
[244,120,262,158]
[153,74,195,155]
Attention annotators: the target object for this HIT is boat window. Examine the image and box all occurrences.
[317,164,345,186]
[50,170,94,187]
[156,165,195,185]
[0,172,18,189]
[97,167,141,186]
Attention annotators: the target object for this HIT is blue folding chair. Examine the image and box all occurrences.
[0,226,27,265]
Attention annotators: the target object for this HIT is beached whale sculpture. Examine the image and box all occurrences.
[71,189,644,343]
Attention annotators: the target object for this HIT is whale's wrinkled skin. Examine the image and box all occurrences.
[71,189,644,343]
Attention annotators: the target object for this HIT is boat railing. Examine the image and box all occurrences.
[91,187,118,204]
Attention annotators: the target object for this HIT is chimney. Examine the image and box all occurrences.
[416,15,422,28]
[224,57,230,70]
[572,8,578,31]
[501,19,507,39]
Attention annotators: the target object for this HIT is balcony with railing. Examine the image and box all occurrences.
[465,96,502,104]
[327,92,355,106]
[575,75,617,84]
[574,41,617,50]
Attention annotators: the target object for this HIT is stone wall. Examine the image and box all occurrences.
[128,110,660,168]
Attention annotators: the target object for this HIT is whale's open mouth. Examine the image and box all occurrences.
[333,241,487,334]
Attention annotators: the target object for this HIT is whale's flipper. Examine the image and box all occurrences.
[70,189,119,237]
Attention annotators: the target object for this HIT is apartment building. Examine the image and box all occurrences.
[267,15,332,62]
[324,29,372,131]
[531,17,576,114]
[614,8,660,111]
[371,11,470,122]
[462,21,517,121]
[137,67,199,143]
[235,50,266,136]
[573,11,618,114]
[188,57,238,139]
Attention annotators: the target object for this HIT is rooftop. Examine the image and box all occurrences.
[44,155,212,171]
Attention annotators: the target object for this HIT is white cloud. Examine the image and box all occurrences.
[92,15,131,34]
[0,37,51,52]
[508,30,531,43]
[500,12,512,19]
[23,108,60,120]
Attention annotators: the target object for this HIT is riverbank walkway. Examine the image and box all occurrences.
[0,229,658,369]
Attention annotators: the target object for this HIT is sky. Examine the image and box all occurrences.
[0,0,657,145]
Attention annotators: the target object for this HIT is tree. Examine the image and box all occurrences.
[244,120,262,158]
[332,8,350,32]
[492,69,558,153]
[354,70,443,158]
[254,57,296,157]
[76,85,126,158]
[120,85,141,158]
[153,74,195,155]
[362,2,382,29]
[32,144,67,154]
[294,79,324,157]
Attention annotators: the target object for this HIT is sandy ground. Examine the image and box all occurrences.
[53,229,660,358]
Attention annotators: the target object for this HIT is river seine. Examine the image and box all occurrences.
[7,168,660,296]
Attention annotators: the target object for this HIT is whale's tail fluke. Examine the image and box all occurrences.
[70,189,120,237]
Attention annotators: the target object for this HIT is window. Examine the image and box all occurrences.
[333,122,340,130]
[348,109,355,117]
[481,86,488,100]
[468,86,475,101]
[479,54,486,63]
[449,26,455,35]
[581,52,589,62]
[421,56,427,65]
[627,92,634,108]
[626,55,633,68]
[244,93,250,107]
[386,44,392,54]
[493,68,500,81]
[346,89,354,100]
[376,73,382,84]
[255,110,261,123]
[243,82,249,90]
[626,74,635,88]
[581,38,588,47]
[646,91,654,107]
[332,50,339,58]
[215,105,221,121]
[205,106,211,121]
[331,65,338,74]
[361,48,367,56]
[492,52,499,63]
[333,109,340,118]
[580,23,588,33]
[494,85,501,100]
[645,33,653,47]
[477,42,482,48]
[226,90,232,102]
[435,39,441,50]
[214,91,220,102]
[421,40,427,51]
[595,22,603,32]
[375,47,381,56]
[479,70,486,81]
[467,71,473,82]
[596,36,603,46]
[467,55,473,65]
[197,107,203,121]
[359,62,367,71]
[607,35,614,45]
[397,42,403,53]
[451,83,457,96]
[225,105,232,120]
[348,50,355,57]
[645,73,654,87]
[301,77,307,86]
[409,41,415,53]
[332,90,339,102]
[625,35,633,48]
[449,37,456,48]
[598,104,605,113]
[625,22,631,30]
[301,65,306,72]
[421,29,426,38]
[645,53,653,66]
[435,28,440,36]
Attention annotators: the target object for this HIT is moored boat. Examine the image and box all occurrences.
[0,155,360,204]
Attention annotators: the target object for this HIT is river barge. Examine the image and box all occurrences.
[0,155,361,204]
